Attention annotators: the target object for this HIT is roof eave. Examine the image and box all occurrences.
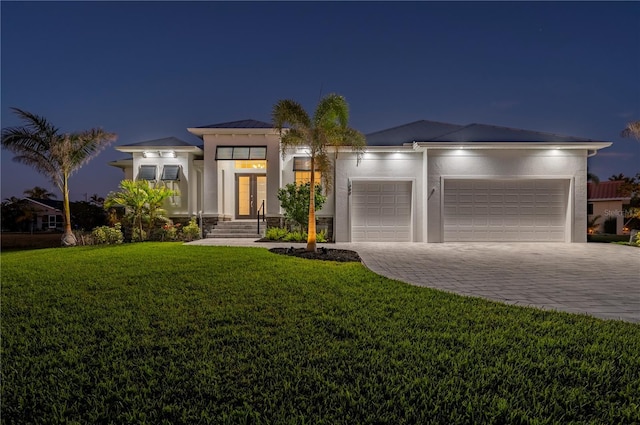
[115,146,203,154]
[411,141,612,150]
[187,127,280,138]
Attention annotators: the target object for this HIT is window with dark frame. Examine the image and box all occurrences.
[293,156,321,186]
[216,146,267,160]
[161,165,180,181]
[587,203,594,215]
[139,165,157,180]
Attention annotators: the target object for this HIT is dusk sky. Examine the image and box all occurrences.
[2,1,639,201]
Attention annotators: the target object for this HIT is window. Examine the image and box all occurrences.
[161,165,180,181]
[216,146,267,160]
[295,171,322,186]
[48,215,57,228]
[293,156,321,186]
[139,165,157,180]
[235,160,266,169]
[587,203,594,215]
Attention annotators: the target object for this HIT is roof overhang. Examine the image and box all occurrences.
[410,141,613,151]
[115,145,202,154]
[108,158,133,169]
[187,127,280,138]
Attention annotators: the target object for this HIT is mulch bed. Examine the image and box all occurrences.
[269,247,361,262]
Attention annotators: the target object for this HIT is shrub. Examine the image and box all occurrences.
[181,217,200,241]
[156,221,180,241]
[265,227,289,241]
[132,227,147,243]
[264,228,329,243]
[91,224,124,245]
[283,230,307,242]
[634,231,640,247]
[317,229,328,243]
[277,183,326,231]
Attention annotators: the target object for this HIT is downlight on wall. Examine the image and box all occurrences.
[143,150,176,158]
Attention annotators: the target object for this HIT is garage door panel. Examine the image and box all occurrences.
[444,179,568,242]
[351,181,412,242]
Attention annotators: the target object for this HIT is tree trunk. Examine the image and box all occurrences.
[306,156,317,252]
[61,172,77,247]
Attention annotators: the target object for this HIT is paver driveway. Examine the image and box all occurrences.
[190,239,640,323]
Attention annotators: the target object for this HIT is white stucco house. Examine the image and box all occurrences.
[110,119,612,243]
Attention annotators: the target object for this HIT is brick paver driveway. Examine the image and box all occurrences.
[350,242,639,323]
[190,239,639,323]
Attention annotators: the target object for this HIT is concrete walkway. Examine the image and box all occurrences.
[188,239,640,323]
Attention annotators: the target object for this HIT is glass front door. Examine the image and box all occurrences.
[236,174,266,219]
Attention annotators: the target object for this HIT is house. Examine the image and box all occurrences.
[21,198,64,231]
[587,181,632,235]
[110,119,612,242]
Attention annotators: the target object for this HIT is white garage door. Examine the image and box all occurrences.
[444,179,568,242]
[351,181,412,242]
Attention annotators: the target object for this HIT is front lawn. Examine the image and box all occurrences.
[2,243,639,424]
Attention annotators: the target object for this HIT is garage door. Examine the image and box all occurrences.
[351,181,412,242]
[443,179,568,242]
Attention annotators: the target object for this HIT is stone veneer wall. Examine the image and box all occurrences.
[266,216,334,241]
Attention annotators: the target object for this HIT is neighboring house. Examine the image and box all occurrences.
[110,119,612,243]
[22,198,64,231]
[587,181,632,235]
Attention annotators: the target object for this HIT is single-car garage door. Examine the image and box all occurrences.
[351,181,412,242]
[444,179,568,242]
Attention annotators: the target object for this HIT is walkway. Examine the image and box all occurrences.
[188,239,640,323]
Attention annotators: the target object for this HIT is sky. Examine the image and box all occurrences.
[2,1,639,201]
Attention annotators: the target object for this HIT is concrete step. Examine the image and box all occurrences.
[207,220,266,239]
[207,233,263,239]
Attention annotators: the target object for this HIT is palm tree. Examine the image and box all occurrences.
[105,180,175,241]
[608,173,629,182]
[1,108,117,246]
[89,193,105,207]
[23,186,57,200]
[621,120,640,140]
[272,94,365,251]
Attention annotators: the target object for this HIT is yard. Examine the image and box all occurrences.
[2,243,639,424]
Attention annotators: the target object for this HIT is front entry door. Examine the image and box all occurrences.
[236,174,267,219]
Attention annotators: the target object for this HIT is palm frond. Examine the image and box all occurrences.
[621,120,640,140]
[314,93,348,128]
[272,99,311,133]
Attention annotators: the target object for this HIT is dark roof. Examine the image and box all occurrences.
[120,136,197,148]
[365,119,607,146]
[588,181,631,201]
[25,198,63,210]
[196,119,273,129]
[365,120,464,146]
[428,123,605,143]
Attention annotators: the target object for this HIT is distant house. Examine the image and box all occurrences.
[21,198,64,232]
[111,119,612,243]
[587,181,632,235]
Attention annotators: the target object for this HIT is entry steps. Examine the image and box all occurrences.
[207,220,265,239]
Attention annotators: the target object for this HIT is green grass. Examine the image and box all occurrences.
[2,243,639,424]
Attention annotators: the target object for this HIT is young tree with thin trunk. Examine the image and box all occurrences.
[1,108,117,246]
[272,94,365,252]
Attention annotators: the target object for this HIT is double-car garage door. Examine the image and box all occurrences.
[443,179,569,242]
[350,178,569,242]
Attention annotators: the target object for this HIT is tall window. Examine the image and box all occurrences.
[293,157,321,186]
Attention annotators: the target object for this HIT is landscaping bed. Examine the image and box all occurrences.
[269,246,361,262]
